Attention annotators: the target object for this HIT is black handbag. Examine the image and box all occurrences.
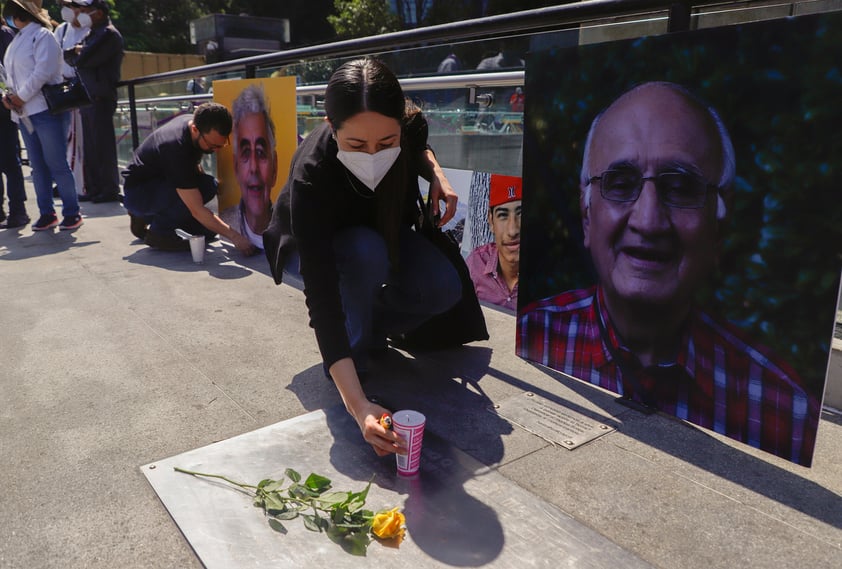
[398,189,489,349]
[42,75,91,114]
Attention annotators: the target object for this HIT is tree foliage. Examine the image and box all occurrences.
[74,0,567,55]
[328,0,400,39]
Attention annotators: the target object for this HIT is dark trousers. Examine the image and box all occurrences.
[80,98,120,197]
[123,172,217,237]
[0,116,27,216]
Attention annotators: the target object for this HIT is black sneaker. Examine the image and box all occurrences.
[59,214,84,230]
[144,230,190,252]
[129,214,148,240]
[32,213,59,231]
[4,213,30,228]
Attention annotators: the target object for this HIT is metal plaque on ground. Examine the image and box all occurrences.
[491,392,616,449]
[142,406,647,568]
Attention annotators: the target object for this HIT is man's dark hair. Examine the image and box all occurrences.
[193,102,232,137]
[89,0,111,14]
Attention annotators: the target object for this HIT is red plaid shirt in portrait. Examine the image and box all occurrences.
[516,286,820,466]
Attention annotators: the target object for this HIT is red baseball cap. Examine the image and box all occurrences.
[489,174,522,208]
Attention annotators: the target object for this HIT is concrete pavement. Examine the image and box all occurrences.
[1,181,841,568]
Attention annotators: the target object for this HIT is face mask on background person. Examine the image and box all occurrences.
[336,147,401,191]
[60,7,75,23]
[76,12,92,29]
[4,16,16,29]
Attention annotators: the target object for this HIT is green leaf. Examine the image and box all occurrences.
[257,478,273,489]
[326,523,349,541]
[262,479,286,493]
[343,530,371,556]
[315,491,351,507]
[345,481,372,512]
[304,473,332,492]
[274,509,300,521]
[263,493,288,514]
[302,514,323,532]
[289,485,318,500]
[332,506,348,525]
[346,497,366,513]
[267,518,287,534]
[285,468,301,483]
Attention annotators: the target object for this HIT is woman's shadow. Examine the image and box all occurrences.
[286,345,512,566]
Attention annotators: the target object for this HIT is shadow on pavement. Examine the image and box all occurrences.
[288,358,507,566]
[494,361,842,530]
[0,229,98,260]
[123,245,254,279]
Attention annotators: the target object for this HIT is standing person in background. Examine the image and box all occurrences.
[63,0,122,203]
[437,51,461,73]
[187,77,206,95]
[54,0,87,199]
[2,0,82,231]
[0,19,28,228]
[508,87,525,112]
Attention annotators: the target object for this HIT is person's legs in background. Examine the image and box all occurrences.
[26,110,81,229]
[19,117,58,229]
[122,176,158,241]
[66,108,85,199]
[1,121,29,226]
[125,174,218,251]
[81,99,121,202]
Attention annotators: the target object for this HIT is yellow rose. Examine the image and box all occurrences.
[370,507,406,540]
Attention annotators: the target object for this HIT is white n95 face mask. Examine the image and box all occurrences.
[76,12,92,29]
[336,147,401,191]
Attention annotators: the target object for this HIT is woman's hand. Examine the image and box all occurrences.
[429,172,458,227]
[352,400,406,457]
[424,149,458,227]
[329,358,406,456]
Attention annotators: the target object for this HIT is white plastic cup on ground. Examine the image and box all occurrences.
[392,410,426,476]
[189,235,205,264]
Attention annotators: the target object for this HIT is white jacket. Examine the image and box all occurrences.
[3,22,62,120]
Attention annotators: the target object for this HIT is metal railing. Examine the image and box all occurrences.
[120,0,692,148]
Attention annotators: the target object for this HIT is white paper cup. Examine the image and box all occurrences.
[392,409,425,476]
[189,235,205,264]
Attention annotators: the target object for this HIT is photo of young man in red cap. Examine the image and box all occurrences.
[466,174,522,311]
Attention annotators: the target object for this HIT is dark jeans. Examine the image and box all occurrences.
[80,98,120,197]
[0,116,26,215]
[288,225,462,372]
[123,172,217,237]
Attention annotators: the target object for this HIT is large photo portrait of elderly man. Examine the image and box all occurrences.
[213,77,298,250]
[517,13,842,466]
